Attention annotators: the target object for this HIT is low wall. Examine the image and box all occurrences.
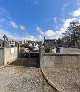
[60,48,80,54]
[4,47,18,65]
[40,47,80,68]
[41,54,80,68]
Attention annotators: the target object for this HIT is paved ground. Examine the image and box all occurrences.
[0,66,58,92]
[42,67,80,92]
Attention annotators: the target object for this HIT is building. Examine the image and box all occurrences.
[44,39,56,48]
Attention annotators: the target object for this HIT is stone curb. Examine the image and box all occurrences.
[40,68,60,92]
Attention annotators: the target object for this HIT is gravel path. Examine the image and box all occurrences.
[0,66,56,92]
[42,67,80,92]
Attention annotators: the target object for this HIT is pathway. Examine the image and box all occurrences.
[0,66,58,92]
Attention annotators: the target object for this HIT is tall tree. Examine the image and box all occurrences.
[63,21,80,47]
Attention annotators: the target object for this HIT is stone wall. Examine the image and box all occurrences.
[0,48,4,65]
[40,47,80,68]
[4,47,18,65]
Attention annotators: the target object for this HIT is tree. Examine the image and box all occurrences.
[57,38,61,44]
[56,37,62,47]
[63,21,80,47]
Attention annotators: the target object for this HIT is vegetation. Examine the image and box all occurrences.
[45,48,51,53]
[63,21,80,47]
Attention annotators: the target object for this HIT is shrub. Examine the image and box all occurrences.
[45,48,51,53]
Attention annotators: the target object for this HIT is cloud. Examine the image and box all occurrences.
[36,26,44,35]
[10,21,19,29]
[0,8,26,31]
[54,18,78,38]
[36,1,80,40]
[36,17,79,40]
[55,18,78,37]
[22,34,37,41]
[44,30,57,39]
[36,26,58,39]
[0,8,11,20]
[61,2,69,16]
[37,35,44,41]
[61,0,76,17]
[0,7,35,41]
[61,3,69,11]
[0,29,20,40]
[72,8,80,17]
[20,25,26,31]
[0,28,37,41]
[60,18,77,32]
[10,21,26,31]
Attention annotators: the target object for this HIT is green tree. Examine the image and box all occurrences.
[63,21,80,47]
[57,37,61,45]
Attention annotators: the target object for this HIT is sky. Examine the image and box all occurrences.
[0,0,80,41]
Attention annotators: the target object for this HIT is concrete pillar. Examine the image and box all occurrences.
[39,47,45,58]
[39,47,45,67]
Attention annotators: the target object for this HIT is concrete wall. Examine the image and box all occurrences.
[0,48,4,65]
[60,48,80,54]
[40,47,80,68]
[41,54,80,68]
[4,47,18,65]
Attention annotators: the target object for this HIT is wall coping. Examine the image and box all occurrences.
[44,53,80,56]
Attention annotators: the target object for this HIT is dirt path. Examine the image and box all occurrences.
[0,66,58,92]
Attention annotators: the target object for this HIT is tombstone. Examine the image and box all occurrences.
[15,42,18,47]
[56,47,60,53]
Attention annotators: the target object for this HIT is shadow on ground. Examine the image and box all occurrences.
[10,58,40,68]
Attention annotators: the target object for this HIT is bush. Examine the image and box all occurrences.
[45,48,51,53]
